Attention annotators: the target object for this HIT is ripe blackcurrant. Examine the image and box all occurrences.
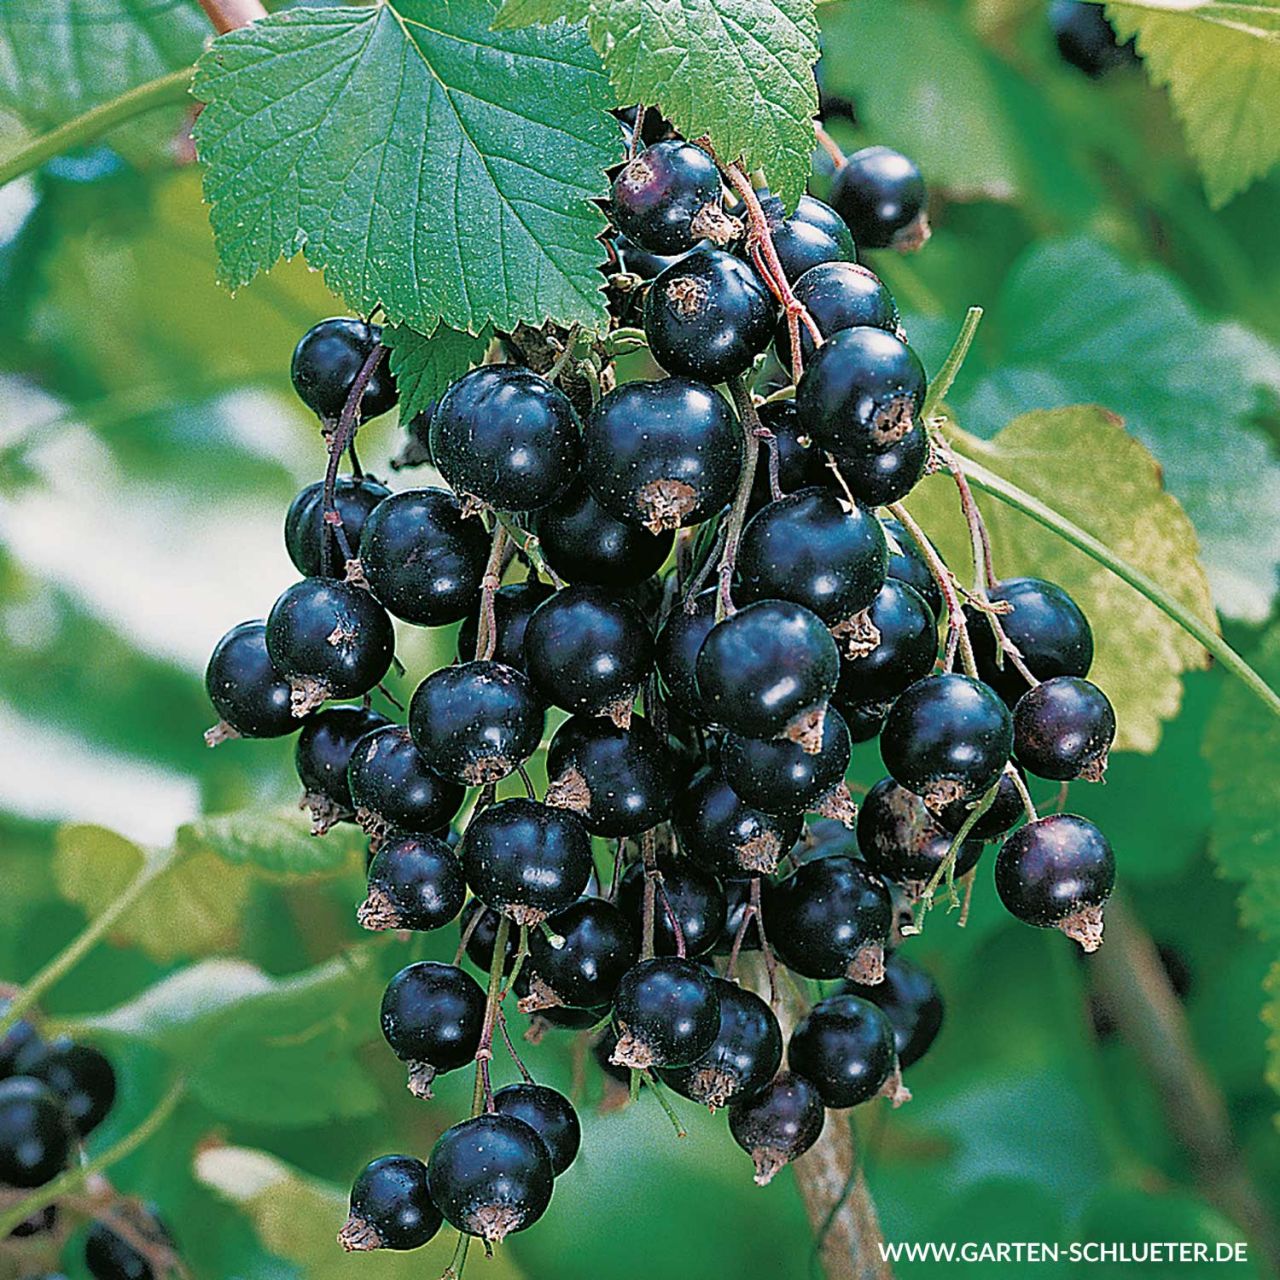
[935,766,1026,840]
[618,854,727,959]
[758,193,857,284]
[430,366,582,512]
[533,488,673,587]
[461,798,594,925]
[845,952,944,1070]
[359,834,466,932]
[265,577,394,714]
[672,767,804,876]
[610,140,726,256]
[837,419,930,506]
[830,146,928,251]
[775,261,898,368]
[841,698,891,743]
[0,1077,73,1187]
[881,516,943,618]
[459,898,518,976]
[285,476,390,579]
[766,854,893,982]
[358,488,489,626]
[796,326,927,459]
[84,1208,174,1280]
[204,621,295,743]
[611,232,691,283]
[659,978,782,1110]
[728,1072,826,1184]
[346,724,463,842]
[1050,0,1138,75]
[523,586,654,724]
[410,661,543,785]
[610,956,721,1069]
[789,993,907,1108]
[545,714,677,837]
[339,1154,443,1252]
[994,814,1115,951]
[523,897,637,1011]
[879,673,1013,811]
[456,581,554,673]
[833,579,937,713]
[492,1083,582,1176]
[714,877,762,955]
[427,1113,554,1244]
[380,961,485,1097]
[656,587,717,720]
[696,600,840,748]
[582,377,743,533]
[1013,676,1115,782]
[12,1037,115,1138]
[295,705,390,831]
[291,317,397,422]
[748,400,825,511]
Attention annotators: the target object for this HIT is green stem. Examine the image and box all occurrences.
[0,68,194,189]
[922,306,983,420]
[0,1076,187,1239]
[951,450,1280,719]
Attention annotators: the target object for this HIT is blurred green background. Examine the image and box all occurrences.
[1,0,1279,1278]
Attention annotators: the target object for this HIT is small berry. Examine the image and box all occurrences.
[492,1083,582,1176]
[0,1077,73,1187]
[833,579,937,710]
[459,898,518,976]
[533,488,674,587]
[12,1037,115,1137]
[747,400,825,511]
[618,854,727,958]
[524,898,638,1011]
[714,877,762,955]
[775,261,897,368]
[656,587,718,720]
[610,140,727,255]
[841,698,891,743]
[295,705,390,832]
[672,767,804,877]
[836,419,930,506]
[758,193,857,284]
[456,581,554,673]
[84,1207,175,1280]
[611,232,691,283]
[347,724,463,841]
[204,621,295,743]
[935,766,1026,840]
[610,956,721,1069]
[0,1000,41,1076]
[844,952,944,1070]
[788,993,908,1108]
[728,1072,826,1184]
[380,961,485,1098]
[290,318,397,422]
[1013,676,1115,782]
[359,834,466,932]
[339,1154,443,1252]
[830,146,928,252]
[1050,0,1138,75]
[881,516,942,618]
[285,476,390,579]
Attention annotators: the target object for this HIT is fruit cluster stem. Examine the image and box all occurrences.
[197,0,266,33]
[717,376,764,618]
[474,520,511,661]
[321,342,386,573]
[471,913,511,1116]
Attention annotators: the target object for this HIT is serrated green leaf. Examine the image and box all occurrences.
[176,807,364,878]
[191,1,618,336]
[384,323,492,420]
[1108,1,1280,206]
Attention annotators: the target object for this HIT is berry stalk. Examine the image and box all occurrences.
[471,912,512,1117]
[715,375,764,618]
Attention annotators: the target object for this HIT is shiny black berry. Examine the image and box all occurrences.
[359,834,466,933]
[11,1037,115,1138]
[611,232,692,283]
[456,581,554,673]
[285,476,390,578]
[759,193,857,284]
[833,579,937,710]
[427,1113,554,1244]
[533,488,673,587]
[524,586,654,723]
[994,814,1115,951]
[204,621,295,742]
[524,898,637,1011]
[1013,676,1115,782]
[748,400,825,510]
[796,326,927,460]
[380,961,485,1097]
[1050,0,1138,75]
[0,1077,73,1187]
[672,767,804,877]
[410,661,543,786]
[582,377,743,533]
[290,318,397,422]
[84,1208,174,1280]
[610,956,721,1069]
[935,766,1026,840]
[492,1083,581,1176]
[830,146,928,251]
[618,855,727,959]
[339,1154,442,1252]
[776,261,897,368]
[295,705,390,830]
[845,952,944,1070]
[856,777,983,895]
[841,698,891,743]
[611,140,725,256]
[880,674,1013,811]
[728,1072,826,1184]
[358,488,489,626]
[347,726,462,842]
[882,516,942,618]
[837,419,930,506]
[431,366,581,512]
[714,877,763,955]
[656,588,717,720]
[789,993,905,1108]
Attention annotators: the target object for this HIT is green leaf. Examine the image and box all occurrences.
[191,1,618,336]
[1108,1,1280,206]
[384,323,492,420]
[176,808,364,879]
[911,406,1217,752]
[496,0,590,20]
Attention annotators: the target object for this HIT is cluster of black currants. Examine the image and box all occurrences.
[0,998,178,1279]
[202,108,1116,1265]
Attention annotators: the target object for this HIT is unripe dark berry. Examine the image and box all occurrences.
[830,146,928,252]
[492,1083,582,1176]
[285,476,390,579]
[523,897,637,1012]
[833,579,937,710]
[618,855,727,959]
[339,1154,443,1252]
[295,705,390,832]
[882,516,942,618]
[844,952,944,1070]
[0,1077,73,1187]
[290,318,397,422]
[359,834,466,933]
[836,418,930,506]
[380,961,485,1098]
[776,261,897,368]
[610,956,721,1069]
[456,581,554,674]
[728,1072,826,1185]
[12,1037,115,1138]
[533,488,673,587]
[672,767,804,877]
[1013,676,1115,782]
[346,724,464,843]
[610,140,726,255]
[204,620,295,743]
[789,992,908,1109]
[656,587,717,720]
[935,766,1026,841]
[758,193,857,284]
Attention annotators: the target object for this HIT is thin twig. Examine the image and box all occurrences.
[717,376,764,618]
[814,121,847,170]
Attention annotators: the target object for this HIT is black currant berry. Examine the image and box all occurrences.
[359,834,466,933]
[533,487,673,587]
[456,581,554,673]
[346,724,464,842]
[0,1000,41,1076]
[879,673,1013,811]
[290,318,397,422]
[833,579,937,711]
[459,898,518,976]
[358,488,488,626]
[295,704,390,832]
[737,486,887,640]
[523,898,637,1012]
[845,952,944,1070]
[968,576,1094,702]
[431,366,581,512]
[427,1113,554,1245]
[611,232,691,283]
[285,476,390,579]
[759,193,857,284]
[521,988,609,1038]
[837,419,930,506]
[748,400,825,511]
[789,993,907,1108]
[796,326,927,459]
[545,714,677,836]
[610,956,721,1069]
[11,1037,115,1138]
[935,766,1025,840]
[492,1083,582,1176]
[0,1077,73,1187]
[728,1072,826,1185]
[842,698,891,743]
[461,798,594,925]
[410,661,543,786]
[204,621,295,744]
[775,261,897,368]
[523,586,654,724]
[659,978,782,1110]
[582,377,742,533]
[714,877,763,955]
[84,1208,174,1280]
[696,600,840,748]
[339,1154,443,1252]
[855,777,983,897]
[882,516,942,618]
[994,814,1115,951]
[672,768,804,876]
[767,854,893,982]
[830,146,929,252]
[644,248,775,384]
[1013,676,1115,782]
[265,577,394,714]
[618,855,727,959]
[1050,0,1138,75]
[656,587,717,720]
[380,961,485,1097]
[610,140,728,255]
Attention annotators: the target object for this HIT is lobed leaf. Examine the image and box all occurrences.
[176,807,365,878]
[384,322,492,421]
